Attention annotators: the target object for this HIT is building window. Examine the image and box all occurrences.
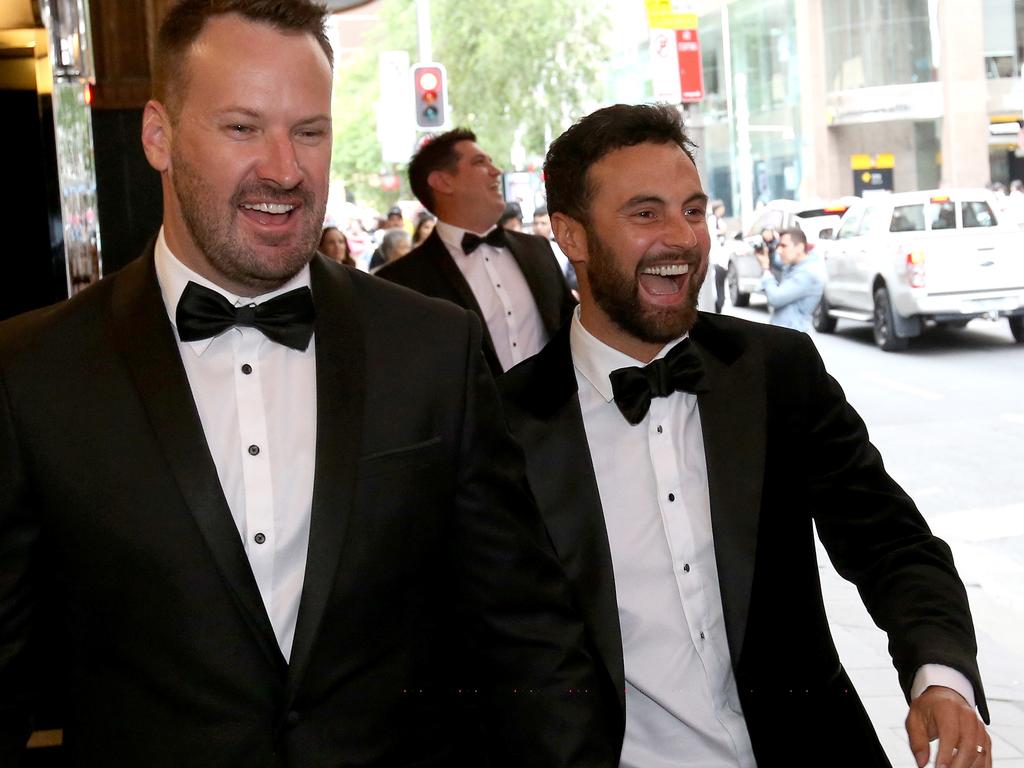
[824,0,936,90]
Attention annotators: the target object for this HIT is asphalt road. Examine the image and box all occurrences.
[724,297,1024,764]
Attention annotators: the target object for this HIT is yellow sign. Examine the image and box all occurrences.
[644,0,697,29]
[850,153,895,170]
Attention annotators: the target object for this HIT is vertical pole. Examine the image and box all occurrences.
[417,0,432,63]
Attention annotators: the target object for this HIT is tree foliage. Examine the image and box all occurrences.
[331,0,611,209]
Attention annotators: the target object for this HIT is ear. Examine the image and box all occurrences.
[141,99,173,173]
[551,212,588,265]
[427,168,454,198]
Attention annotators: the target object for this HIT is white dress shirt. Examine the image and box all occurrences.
[570,312,755,768]
[569,310,976,766]
[435,219,548,371]
[154,229,316,660]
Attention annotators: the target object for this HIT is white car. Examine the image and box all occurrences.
[813,189,1024,350]
[725,198,856,306]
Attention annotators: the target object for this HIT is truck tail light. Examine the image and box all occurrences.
[906,250,926,288]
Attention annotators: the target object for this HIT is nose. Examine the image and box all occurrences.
[256,129,302,189]
[664,209,700,250]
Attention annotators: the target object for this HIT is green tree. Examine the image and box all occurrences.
[331,0,612,210]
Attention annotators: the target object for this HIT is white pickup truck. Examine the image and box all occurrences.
[812,189,1024,350]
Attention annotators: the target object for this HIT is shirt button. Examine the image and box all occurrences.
[700,631,705,640]
[241,363,252,375]
[254,532,266,545]
[507,311,512,316]
[248,444,260,456]
[496,283,501,288]
[657,425,663,434]
[668,493,675,502]
[683,563,690,573]
[285,710,300,727]
[512,342,517,347]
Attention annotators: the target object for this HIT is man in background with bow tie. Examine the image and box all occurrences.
[498,103,991,768]
[0,2,618,766]
[376,129,575,376]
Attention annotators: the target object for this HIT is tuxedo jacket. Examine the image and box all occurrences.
[0,249,619,767]
[375,229,575,375]
[498,313,988,766]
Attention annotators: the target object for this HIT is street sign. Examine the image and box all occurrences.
[645,2,704,104]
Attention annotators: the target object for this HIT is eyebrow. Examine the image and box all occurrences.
[215,107,331,125]
[619,192,709,211]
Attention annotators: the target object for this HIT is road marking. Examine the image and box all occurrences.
[861,374,944,402]
[1001,413,1024,425]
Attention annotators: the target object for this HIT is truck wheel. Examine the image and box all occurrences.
[872,287,909,351]
[727,263,749,307]
[812,296,837,333]
[1010,316,1024,343]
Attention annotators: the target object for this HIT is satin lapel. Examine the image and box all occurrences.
[690,316,765,666]
[424,231,501,367]
[110,251,284,671]
[505,233,560,335]
[286,256,365,701]
[501,326,625,714]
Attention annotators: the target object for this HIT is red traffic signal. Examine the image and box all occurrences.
[412,63,447,129]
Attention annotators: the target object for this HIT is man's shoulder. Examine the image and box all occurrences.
[374,234,445,284]
[505,230,556,257]
[346,263,470,328]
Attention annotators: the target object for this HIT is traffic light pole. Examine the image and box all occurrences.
[417,0,432,64]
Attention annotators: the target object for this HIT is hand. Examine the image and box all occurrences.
[906,685,991,768]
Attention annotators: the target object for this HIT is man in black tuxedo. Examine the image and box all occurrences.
[0,3,617,766]
[498,104,991,768]
[375,129,574,376]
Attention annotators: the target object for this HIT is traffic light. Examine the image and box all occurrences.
[412,63,447,130]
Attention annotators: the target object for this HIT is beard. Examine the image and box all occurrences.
[171,144,325,294]
[584,221,706,344]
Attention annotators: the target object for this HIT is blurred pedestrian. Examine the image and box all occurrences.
[376,128,574,375]
[707,199,729,313]
[757,227,824,332]
[498,202,523,232]
[368,227,412,272]
[319,225,355,266]
[412,213,436,247]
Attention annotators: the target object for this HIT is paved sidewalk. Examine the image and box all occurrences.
[817,530,1024,767]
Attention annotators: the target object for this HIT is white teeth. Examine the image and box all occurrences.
[242,202,294,214]
[642,264,689,276]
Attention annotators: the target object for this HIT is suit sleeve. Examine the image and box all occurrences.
[0,363,38,759]
[791,334,988,722]
[448,313,618,767]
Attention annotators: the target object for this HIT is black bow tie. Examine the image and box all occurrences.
[176,281,315,351]
[608,339,709,425]
[461,227,507,254]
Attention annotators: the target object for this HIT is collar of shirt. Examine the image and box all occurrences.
[435,219,503,258]
[569,307,692,403]
[153,227,312,356]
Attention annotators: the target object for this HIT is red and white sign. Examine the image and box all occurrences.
[649,27,704,103]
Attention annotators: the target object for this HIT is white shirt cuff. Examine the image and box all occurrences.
[910,664,976,709]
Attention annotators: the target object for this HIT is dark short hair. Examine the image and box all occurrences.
[779,228,808,248]
[544,103,696,224]
[408,128,477,212]
[497,202,522,228]
[533,204,548,218]
[154,0,332,118]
